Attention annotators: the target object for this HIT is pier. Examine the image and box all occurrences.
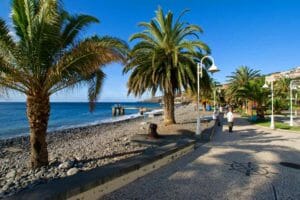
[112,106,125,116]
[111,105,160,116]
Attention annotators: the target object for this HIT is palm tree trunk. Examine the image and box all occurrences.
[202,101,207,111]
[243,101,247,114]
[163,92,176,125]
[26,94,50,168]
[247,100,253,116]
[256,103,265,119]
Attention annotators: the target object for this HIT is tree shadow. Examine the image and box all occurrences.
[130,132,197,147]
[102,120,300,200]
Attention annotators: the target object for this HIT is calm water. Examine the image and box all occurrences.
[0,102,160,139]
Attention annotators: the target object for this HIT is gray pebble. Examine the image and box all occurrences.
[66,168,79,176]
[58,160,73,169]
[5,170,16,179]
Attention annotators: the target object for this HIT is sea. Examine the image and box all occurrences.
[0,102,161,139]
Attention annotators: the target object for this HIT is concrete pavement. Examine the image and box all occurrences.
[103,117,300,200]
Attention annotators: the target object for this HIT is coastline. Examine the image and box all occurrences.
[0,107,163,142]
[0,102,161,140]
[0,104,199,197]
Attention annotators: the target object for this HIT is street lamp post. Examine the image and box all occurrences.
[289,80,299,126]
[196,56,220,135]
[262,79,275,129]
[270,81,275,129]
[295,93,298,117]
[196,62,201,135]
[290,80,294,126]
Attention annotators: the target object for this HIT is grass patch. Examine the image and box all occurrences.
[253,120,300,132]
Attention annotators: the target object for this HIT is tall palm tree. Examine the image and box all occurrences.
[273,77,293,113]
[227,66,260,95]
[226,66,260,112]
[124,7,211,125]
[274,76,290,98]
[238,77,268,119]
[0,0,128,168]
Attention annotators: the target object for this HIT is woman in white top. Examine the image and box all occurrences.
[226,107,234,132]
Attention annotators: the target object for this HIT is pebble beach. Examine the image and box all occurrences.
[0,103,200,198]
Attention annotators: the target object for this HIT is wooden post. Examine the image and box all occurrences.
[116,107,120,115]
[112,107,116,116]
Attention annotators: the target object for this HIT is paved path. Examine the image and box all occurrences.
[103,118,300,200]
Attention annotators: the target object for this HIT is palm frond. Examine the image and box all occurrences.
[88,70,105,111]
[61,13,99,47]
[2,0,129,110]
[48,36,128,94]
[126,7,210,97]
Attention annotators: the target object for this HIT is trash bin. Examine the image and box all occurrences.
[206,105,211,111]
[250,115,257,122]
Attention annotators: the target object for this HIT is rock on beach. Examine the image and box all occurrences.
[67,168,79,176]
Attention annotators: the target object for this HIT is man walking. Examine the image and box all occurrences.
[226,107,234,132]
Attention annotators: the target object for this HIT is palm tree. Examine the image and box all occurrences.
[227,66,260,85]
[0,0,128,168]
[240,77,268,119]
[226,66,260,112]
[124,7,211,125]
[274,76,290,98]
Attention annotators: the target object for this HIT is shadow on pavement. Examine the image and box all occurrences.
[103,119,300,200]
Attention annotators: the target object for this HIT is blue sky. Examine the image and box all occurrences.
[1,0,300,102]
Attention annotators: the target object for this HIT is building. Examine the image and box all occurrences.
[265,66,300,81]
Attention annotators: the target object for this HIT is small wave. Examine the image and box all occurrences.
[144,109,163,115]
[0,108,163,140]
[48,112,144,132]
[53,108,163,131]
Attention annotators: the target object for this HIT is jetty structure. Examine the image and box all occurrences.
[111,105,159,116]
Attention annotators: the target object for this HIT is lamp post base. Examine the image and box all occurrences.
[270,115,275,129]
[289,119,293,127]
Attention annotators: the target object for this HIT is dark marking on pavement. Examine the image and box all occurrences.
[279,162,300,170]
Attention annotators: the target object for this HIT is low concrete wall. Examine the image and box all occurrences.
[9,139,196,200]
[201,113,223,142]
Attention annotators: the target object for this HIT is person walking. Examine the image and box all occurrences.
[226,107,234,132]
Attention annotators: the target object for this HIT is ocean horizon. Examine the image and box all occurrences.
[0,102,161,139]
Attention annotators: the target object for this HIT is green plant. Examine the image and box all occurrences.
[226,66,260,106]
[0,0,128,168]
[273,97,288,114]
[254,120,300,132]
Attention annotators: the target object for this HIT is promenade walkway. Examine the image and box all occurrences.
[103,117,300,200]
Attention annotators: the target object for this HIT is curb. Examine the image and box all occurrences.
[201,113,223,142]
[254,124,300,134]
[239,116,300,134]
